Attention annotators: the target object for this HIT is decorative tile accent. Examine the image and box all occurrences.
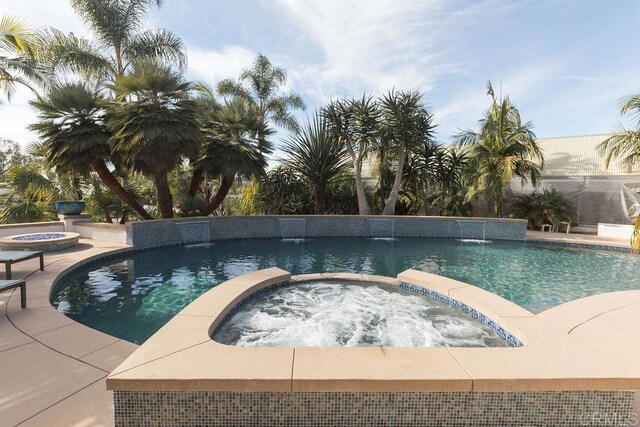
[113,390,635,426]
[398,282,523,347]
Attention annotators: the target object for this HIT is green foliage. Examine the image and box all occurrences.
[0,157,87,224]
[509,189,576,230]
[30,81,109,174]
[0,14,46,102]
[325,175,360,215]
[255,166,312,214]
[0,138,27,173]
[282,114,349,213]
[455,81,543,217]
[43,0,184,80]
[237,179,259,215]
[217,53,305,131]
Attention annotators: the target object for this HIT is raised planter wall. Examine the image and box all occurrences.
[74,222,128,244]
[126,216,528,249]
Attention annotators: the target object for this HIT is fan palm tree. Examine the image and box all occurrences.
[217,53,305,131]
[323,96,378,215]
[197,97,273,216]
[107,60,203,218]
[379,90,436,215]
[598,93,640,250]
[282,114,349,214]
[455,81,543,217]
[0,14,47,102]
[29,81,151,219]
[42,0,184,82]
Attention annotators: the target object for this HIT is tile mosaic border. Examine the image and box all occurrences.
[398,282,523,347]
[113,390,635,427]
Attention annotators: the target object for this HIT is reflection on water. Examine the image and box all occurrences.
[52,238,640,344]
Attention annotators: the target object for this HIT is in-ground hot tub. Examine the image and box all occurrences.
[0,232,80,252]
[109,268,640,426]
[213,278,512,348]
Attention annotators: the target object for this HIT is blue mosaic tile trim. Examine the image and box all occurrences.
[525,239,633,254]
[399,282,523,347]
[12,233,67,241]
[211,281,290,340]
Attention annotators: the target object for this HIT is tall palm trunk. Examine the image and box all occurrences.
[153,171,174,219]
[201,175,234,216]
[90,159,152,220]
[313,183,326,214]
[187,168,203,198]
[382,143,406,215]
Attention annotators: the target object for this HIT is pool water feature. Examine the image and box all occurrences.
[213,280,509,348]
[12,233,67,241]
[52,238,640,344]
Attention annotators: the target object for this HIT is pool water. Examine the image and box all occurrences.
[213,280,509,348]
[52,238,640,344]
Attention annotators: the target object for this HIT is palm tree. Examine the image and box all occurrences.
[197,97,273,216]
[598,94,640,250]
[455,81,543,217]
[379,90,436,215]
[282,114,350,214]
[0,14,47,102]
[323,96,378,215]
[510,189,575,230]
[217,53,305,131]
[42,0,184,82]
[29,81,151,219]
[107,60,203,218]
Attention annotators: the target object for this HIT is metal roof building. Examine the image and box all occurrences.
[513,134,640,226]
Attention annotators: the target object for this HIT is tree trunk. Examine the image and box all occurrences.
[352,155,372,215]
[90,159,152,220]
[496,197,503,218]
[153,171,174,219]
[187,168,203,198]
[313,183,326,214]
[382,143,406,215]
[421,183,429,215]
[201,175,234,216]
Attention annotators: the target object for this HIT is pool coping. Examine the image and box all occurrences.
[105,268,640,393]
[3,232,639,425]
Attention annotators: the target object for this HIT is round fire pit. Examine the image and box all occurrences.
[0,232,80,252]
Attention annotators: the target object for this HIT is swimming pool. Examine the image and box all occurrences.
[51,238,640,344]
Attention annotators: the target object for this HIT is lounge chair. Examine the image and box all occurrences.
[0,251,44,280]
[0,279,27,308]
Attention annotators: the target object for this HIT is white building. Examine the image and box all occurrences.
[514,134,640,226]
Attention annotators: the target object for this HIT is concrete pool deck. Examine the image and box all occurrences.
[0,230,637,425]
[0,239,136,426]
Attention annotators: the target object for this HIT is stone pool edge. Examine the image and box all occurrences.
[105,267,640,394]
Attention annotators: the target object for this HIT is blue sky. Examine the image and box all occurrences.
[2,0,640,150]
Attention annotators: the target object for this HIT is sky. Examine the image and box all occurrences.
[2,0,640,154]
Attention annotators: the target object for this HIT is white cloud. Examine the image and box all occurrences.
[186,45,256,87]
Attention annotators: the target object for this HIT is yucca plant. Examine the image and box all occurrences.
[282,114,349,214]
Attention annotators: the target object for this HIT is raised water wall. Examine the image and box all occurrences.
[126,215,528,249]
